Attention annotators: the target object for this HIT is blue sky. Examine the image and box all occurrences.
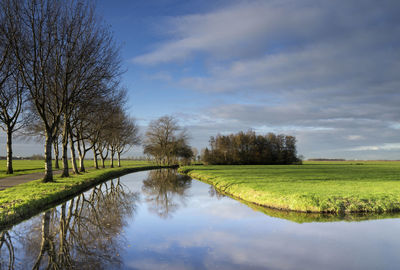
[2,0,400,159]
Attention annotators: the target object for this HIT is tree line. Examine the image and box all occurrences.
[0,0,139,182]
[202,130,301,165]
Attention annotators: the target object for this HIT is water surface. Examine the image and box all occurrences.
[1,169,400,269]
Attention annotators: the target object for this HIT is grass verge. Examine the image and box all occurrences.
[0,159,147,179]
[0,163,166,228]
[179,162,400,214]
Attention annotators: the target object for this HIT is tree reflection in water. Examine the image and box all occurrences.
[0,230,15,269]
[6,178,139,270]
[208,186,226,200]
[142,169,191,219]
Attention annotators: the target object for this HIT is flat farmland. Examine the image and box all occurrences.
[179,161,400,213]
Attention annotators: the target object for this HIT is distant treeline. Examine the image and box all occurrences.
[202,131,301,165]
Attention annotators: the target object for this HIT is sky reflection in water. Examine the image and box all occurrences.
[1,169,400,270]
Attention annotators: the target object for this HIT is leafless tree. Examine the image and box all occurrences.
[91,88,128,169]
[86,98,110,169]
[115,117,140,167]
[2,0,122,181]
[107,109,140,168]
[21,108,62,169]
[56,1,122,178]
[4,0,69,182]
[0,2,25,174]
[144,115,192,165]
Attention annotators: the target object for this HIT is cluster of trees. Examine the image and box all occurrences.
[143,116,193,165]
[0,0,139,182]
[202,130,300,165]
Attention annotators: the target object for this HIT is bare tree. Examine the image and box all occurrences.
[86,97,111,169]
[115,117,140,167]
[4,0,68,182]
[143,115,192,165]
[90,88,128,169]
[108,112,141,168]
[0,3,25,174]
[20,107,62,169]
[3,0,122,181]
[57,1,122,177]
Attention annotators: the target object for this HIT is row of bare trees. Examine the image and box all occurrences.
[0,0,139,182]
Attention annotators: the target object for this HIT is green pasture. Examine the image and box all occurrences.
[179,161,400,213]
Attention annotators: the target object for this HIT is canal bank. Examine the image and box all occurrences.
[179,162,400,214]
[0,164,172,228]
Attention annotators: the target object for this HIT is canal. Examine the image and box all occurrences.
[1,169,400,269]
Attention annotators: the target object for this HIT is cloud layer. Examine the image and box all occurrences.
[133,0,400,159]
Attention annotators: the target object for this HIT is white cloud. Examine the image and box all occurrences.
[349,143,400,151]
[346,135,364,141]
[133,0,326,64]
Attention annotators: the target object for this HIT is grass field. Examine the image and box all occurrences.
[179,161,400,214]
[0,160,157,227]
[0,159,147,179]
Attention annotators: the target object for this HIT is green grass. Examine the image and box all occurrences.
[179,161,400,214]
[0,160,48,178]
[0,160,159,227]
[0,159,148,179]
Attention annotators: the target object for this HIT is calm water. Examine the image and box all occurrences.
[1,169,400,270]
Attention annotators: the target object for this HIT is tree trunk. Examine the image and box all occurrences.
[110,151,114,168]
[43,133,53,182]
[79,156,85,172]
[6,128,13,174]
[117,152,121,167]
[33,211,51,269]
[93,148,99,169]
[69,136,79,174]
[101,157,105,168]
[77,139,85,172]
[61,120,69,177]
[53,141,59,169]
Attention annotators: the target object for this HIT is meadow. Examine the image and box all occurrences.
[179,161,400,213]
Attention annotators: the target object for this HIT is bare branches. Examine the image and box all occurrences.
[0,0,137,177]
[0,0,26,174]
[144,115,192,165]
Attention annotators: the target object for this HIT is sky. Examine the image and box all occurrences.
[1,0,400,159]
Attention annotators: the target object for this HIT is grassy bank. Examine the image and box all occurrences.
[179,161,400,214]
[0,161,161,227]
[0,159,148,179]
[0,160,49,178]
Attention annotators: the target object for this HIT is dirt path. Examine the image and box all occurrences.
[0,170,67,191]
